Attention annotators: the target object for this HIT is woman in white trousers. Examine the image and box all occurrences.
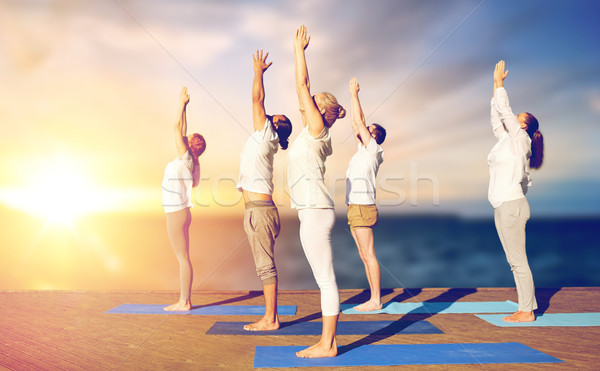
[288,25,346,358]
[489,60,544,322]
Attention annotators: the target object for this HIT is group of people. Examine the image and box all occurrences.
[160,26,544,358]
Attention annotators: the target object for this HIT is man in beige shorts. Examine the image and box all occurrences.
[346,77,386,312]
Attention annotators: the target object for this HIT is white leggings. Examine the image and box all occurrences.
[298,208,340,316]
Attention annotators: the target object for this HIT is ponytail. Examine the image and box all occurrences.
[274,115,292,150]
[523,112,544,169]
[530,130,544,169]
[278,138,289,150]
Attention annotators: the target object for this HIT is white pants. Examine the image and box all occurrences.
[494,197,538,312]
[298,208,340,316]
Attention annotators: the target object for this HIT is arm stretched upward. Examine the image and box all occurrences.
[349,77,372,147]
[174,87,190,158]
[294,25,325,137]
[492,60,521,137]
[252,50,272,132]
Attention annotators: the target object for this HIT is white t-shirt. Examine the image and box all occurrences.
[287,126,334,209]
[346,137,384,205]
[161,151,197,213]
[488,87,532,208]
[236,118,279,195]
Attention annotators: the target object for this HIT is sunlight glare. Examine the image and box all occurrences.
[0,154,120,224]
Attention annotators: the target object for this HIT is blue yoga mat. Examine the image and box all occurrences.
[207,320,442,335]
[106,304,297,315]
[253,342,563,368]
[476,312,600,327]
[341,300,518,314]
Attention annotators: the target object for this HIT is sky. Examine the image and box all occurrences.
[1,0,599,219]
[0,0,599,290]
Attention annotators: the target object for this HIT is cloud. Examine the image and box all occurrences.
[588,91,600,115]
[1,0,600,216]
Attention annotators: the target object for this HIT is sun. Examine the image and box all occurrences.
[0,154,115,225]
[33,164,91,224]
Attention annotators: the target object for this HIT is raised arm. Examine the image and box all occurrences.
[493,60,521,137]
[174,87,190,158]
[252,50,272,132]
[490,96,505,139]
[294,25,325,137]
[490,62,505,139]
[349,78,372,147]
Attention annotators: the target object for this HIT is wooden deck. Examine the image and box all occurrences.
[1,287,599,370]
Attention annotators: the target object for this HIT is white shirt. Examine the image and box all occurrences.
[346,137,384,205]
[162,151,197,213]
[287,126,334,209]
[488,87,532,208]
[236,118,279,195]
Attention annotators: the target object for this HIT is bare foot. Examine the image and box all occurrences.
[163,299,192,311]
[502,311,535,322]
[353,300,382,312]
[296,339,337,358]
[243,316,280,331]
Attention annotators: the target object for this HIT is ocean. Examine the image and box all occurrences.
[329,215,600,290]
[1,205,598,291]
[197,214,600,291]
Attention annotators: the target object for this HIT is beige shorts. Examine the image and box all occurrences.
[347,204,378,231]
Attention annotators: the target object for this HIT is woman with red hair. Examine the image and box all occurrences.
[162,87,206,311]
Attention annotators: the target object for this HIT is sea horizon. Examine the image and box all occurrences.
[1,205,598,291]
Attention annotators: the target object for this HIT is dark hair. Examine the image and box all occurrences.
[370,123,387,145]
[523,113,543,169]
[270,115,292,150]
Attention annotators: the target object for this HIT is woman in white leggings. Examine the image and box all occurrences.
[288,25,346,358]
[489,61,544,322]
[161,87,206,311]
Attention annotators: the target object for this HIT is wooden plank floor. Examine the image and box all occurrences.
[1,287,599,370]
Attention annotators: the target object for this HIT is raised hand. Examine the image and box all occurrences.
[494,60,509,84]
[294,25,311,50]
[349,77,360,95]
[253,49,272,74]
[180,86,190,106]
